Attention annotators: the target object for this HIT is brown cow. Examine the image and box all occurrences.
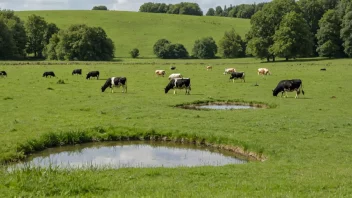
[206,66,212,71]
[258,68,271,76]
[155,70,166,77]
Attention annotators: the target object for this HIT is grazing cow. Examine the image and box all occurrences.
[223,68,236,75]
[101,77,127,93]
[86,71,99,80]
[72,69,82,75]
[168,73,183,80]
[155,70,166,77]
[170,66,176,70]
[272,79,305,98]
[0,71,7,77]
[206,66,212,71]
[229,72,245,83]
[43,71,55,78]
[165,78,191,95]
[258,68,271,76]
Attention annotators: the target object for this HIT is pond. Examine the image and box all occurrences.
[11,141,247,170]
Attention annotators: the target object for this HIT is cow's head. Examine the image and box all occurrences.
[272,89,279,96]
[86,74,90,79]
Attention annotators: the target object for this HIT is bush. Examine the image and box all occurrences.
[129,48,140,58]
[192,37,218,59]
[153,39,189,59]
[92,6,108,10]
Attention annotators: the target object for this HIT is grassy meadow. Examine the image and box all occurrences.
[1,57,352,197]
[16,10,250,58]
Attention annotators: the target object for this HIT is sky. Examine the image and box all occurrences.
[0,0,270,12]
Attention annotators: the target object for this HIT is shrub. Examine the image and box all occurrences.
[92,6,108,10]
[129,48,140,58]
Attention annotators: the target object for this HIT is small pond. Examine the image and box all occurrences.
[11,141,247,170]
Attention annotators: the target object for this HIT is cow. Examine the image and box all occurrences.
[272,79,305,98]
[155,70,166,77]
[223,68,236,75]
[229,72,245,83]
[86,71,99,80]
[43,71,55,78]
[0,71,7,77]
[164,78,191,95]
[170,66,176,70]
[72,69,82,75]
[101,77,127,93]
[206,66,212,71]
[168,73,183,80]
[258,68,271,76]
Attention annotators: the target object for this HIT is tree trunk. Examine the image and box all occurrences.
[286,57,289,61]
[267,56,270,62]
[272,55,276,62]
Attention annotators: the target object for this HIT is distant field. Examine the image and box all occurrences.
[1,58,352,196]
[16,11,251,58]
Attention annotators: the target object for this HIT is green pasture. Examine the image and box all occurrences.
[15,10,250,58]
[0,58,352,196]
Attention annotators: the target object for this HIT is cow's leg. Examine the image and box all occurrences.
[111,86,114,93]
[174,89,176,94]
[233,79,235,83]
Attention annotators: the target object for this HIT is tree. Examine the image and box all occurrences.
[92,6,108,10]
[44,23,59,45]
[0,17,16,59]
[206,8,215,16]
[130,48,140,58]
[340,11,352,57]
[45,24,115,61]
[246,0,301,61]
[269,11,313,60]
[219,28,244,58]
[192,37,218,59]
[43,33,59,60]
[153,39,171,58]
[25,14,48,58]
[0,9,27,59]
[316,10,343,58]
[153,39,188,59]
[215,6,223,16]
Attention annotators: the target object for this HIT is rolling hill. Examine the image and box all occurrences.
[16,11,251,58]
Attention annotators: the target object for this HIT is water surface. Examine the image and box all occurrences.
[12,141,247,169]
[197,105,256,110]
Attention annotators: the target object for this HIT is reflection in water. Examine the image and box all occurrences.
[197,105,255,110]
[12,141,247,169]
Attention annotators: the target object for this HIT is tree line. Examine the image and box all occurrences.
[245,0,352,61]
[205,3,267,19]
[0,10,114,61]
[139,2,203,16]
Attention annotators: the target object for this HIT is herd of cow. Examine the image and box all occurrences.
[0,66,305,98]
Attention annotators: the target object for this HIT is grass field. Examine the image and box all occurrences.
[1,57,352,197]
[15,10,250,58]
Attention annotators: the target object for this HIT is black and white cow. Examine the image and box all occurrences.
[72,69,82,75]
[229,72,245,83]
[43,71,55,78]
[101,77,127,93]
[272,79,305,98]
[164,78,191,95]
[86,71,99,80]
[170,66,176,70]
[0,71,7,77]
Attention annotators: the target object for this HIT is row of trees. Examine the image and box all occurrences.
[139,2,203,16]
[0,10,114,61]
[152,29,245,59]
[245,0,352,61]
[205,3,267,19]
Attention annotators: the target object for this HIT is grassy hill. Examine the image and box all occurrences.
[16,11,251,58]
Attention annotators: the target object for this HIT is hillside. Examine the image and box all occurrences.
[16,11,251,58]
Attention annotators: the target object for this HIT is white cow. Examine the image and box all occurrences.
[258,68,271,76]
[223,68,236,75]
[168,73,183,80]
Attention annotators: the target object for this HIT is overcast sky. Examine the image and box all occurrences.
[0,0,270,12]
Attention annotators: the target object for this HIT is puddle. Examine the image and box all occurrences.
[11,141,247,170]
[197,105,255,110]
